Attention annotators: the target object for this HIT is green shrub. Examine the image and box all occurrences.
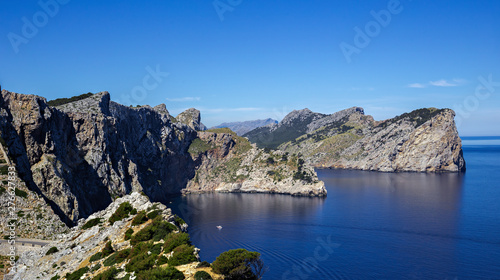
[167,244,197,266]
[14,189,28,199]
[125,252,156,273]
[150,243,163,255]
[212,249,263,280]
[47,92,93,107]
[174,215,186,226]
[89,252,103,262]
[45,246,59,255]
[132,210,148,226]
[82,218,102,230]
[157,255,168,265]
[50,275,60,280]
[91,263,101,272]
[102,241,114,257]
[109,202,136,224]
[136,267,185,280]
[197,261,211,268]
[0,166,8,176]
[194,271,213,280]
[124,228,134,240]
[164,232,191,253]
[93,267,119,280]
[103,248,130,266]
[146,210,161,220]
[129,242,153,259]
[0,186,6,195]
[65,266,89,280]
[130,218,177,245]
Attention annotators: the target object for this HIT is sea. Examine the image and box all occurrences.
[169,136,500,279]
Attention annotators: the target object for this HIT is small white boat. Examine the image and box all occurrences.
[216,225,222,230]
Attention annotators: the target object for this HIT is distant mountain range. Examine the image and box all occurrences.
[211,118,278,136]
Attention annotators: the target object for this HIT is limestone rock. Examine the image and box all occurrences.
[176,108,206,131]
[246,107,466,173]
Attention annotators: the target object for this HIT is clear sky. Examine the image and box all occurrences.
[1,0,499,135]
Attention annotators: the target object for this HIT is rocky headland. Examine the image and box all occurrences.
[0,90,325,225]
[244,107,466,172]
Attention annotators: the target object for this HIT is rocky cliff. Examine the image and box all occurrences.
[0,90,197,224]
[184,128,326,196]
[0,90,325,225]
[245,107,466,172]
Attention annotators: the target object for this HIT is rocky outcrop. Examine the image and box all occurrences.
[184,129,326,196]
[7,192,220,280]
[0,90,197,224]
[0,90,327,225]
[247,107,466,173]
[176,108,207,131]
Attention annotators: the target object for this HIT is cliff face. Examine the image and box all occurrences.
[246,107,466,173]
[184,129,326,196]
[0,90,326,225]
[0,90,196,224]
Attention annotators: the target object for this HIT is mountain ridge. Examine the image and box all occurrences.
[244,107,466,172]
[0,90,326,225]
[212,118,278,136]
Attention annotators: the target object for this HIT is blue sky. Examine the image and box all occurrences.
[1,0,499,135]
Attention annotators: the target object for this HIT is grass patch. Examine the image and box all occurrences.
[188,138,214,156]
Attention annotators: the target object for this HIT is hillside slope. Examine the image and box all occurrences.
[245,107,466,172]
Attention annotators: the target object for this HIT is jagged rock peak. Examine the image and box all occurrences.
[153,103,170,116]
[281,108,325,127]
[55,91,111,115]
[307,106,365,133]
[177,108,206,131]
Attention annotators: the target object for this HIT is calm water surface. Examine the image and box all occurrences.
[169,142,500,279]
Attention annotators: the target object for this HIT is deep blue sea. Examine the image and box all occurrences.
[169,137,500,279]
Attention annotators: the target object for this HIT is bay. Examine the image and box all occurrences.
[169,140,500,279]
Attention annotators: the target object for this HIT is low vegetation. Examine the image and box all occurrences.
[188,138,214,156]
[194,271,213,280]
[65,199,266,280]
[45,247,59,256]
[108,202,137,224]
[82,218,102,230]
[376,108,445,129]
[47,92,93,107]
[212,248,265,280]
[130,217,177,245]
